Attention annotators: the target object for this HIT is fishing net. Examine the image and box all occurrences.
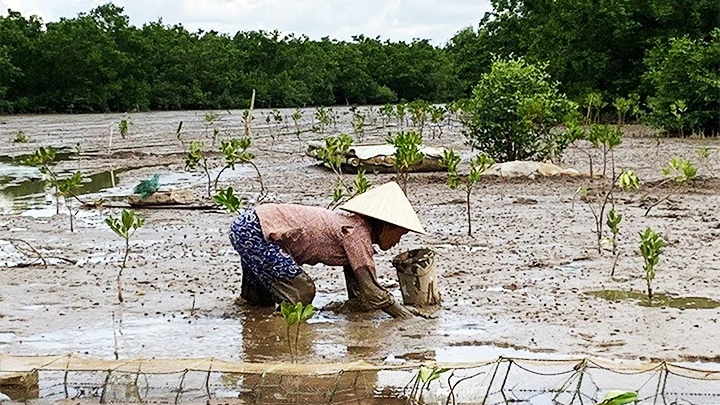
[1,355,718,404]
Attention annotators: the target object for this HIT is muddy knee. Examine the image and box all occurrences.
[272,273,316,305]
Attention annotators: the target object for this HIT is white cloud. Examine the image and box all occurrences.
[0,0,492,44]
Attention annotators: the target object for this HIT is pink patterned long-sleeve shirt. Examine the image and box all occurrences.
[254,203,376,274]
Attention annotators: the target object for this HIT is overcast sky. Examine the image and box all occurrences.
[0,0,493,45]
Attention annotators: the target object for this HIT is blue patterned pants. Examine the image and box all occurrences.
[229,208,315,306]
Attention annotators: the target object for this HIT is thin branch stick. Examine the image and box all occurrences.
[5,238,47,268]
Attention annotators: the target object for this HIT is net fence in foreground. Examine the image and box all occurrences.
[1,354,719,404]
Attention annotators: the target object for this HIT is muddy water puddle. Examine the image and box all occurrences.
[0,158,254,212]
[3,311,562,405]
[586,290,720,309]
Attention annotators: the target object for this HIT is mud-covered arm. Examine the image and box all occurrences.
[351,265,414,318]
[341,225,413,318]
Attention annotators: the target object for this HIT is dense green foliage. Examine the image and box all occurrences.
[446,0,719,134]
[462,58,574,162]
[643,29,720,135]
[0,4,457,113]
[0,1,717,135]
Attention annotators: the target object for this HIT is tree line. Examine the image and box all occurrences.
[0,1,717,133]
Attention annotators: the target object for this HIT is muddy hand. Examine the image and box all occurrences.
[383,301,415,318]
[405,306,436,319]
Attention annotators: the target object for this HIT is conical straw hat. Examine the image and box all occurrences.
[339,181,427,234]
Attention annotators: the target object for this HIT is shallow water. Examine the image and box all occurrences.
[586,290,720,309]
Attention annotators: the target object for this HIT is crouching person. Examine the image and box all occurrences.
[229,181,426,319]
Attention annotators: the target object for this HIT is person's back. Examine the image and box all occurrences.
[255,203,373,267]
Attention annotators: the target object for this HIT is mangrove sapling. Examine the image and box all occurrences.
[607,170,641,276]
[242,110,254,138]
[315,134,357,207]
[408,100,430,136]
[21,146,61,214]
[119,116,132,138]
[57,171,84,232]
[203,111,221,146]
[639,228,664,304]
[314,106,331,135]
[613,97,633,126]
[429,105,445,139]
[577,169,640,255]
[215,137,267,202]
[569,123,623,179]
[670,100,688,137]
[583,92,604,124]
[395,103,408,130]
[24,146,86,230]
[696,146,715,174]
[291,108,303,140]
[386,131,424,194]
[597,391,638,405]
[11,130,30,143]
[350,106,366,140]
[380,104,394,128]
[407,366,449,405]
[441,150,494,236]
[644,157,697,216]
[280,301,315,363]
[213,187,242,214]
[184,140,213,198]
[106,209,145,304]
[330,171,371,209]
[328,107,339,130]
[366,106,378,126]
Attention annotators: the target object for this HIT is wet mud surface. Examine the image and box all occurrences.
[1,109,720,366]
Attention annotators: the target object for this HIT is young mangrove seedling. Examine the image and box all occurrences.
[315,134,365,207]
[386,130,424,194]
[330,171,371,209]
[429,105,445,139]
[583,92,605,124]
[407,365,449,405]
[315,106,331,135]
[11,130,30,143]
[291,108,303,140]
[395,103,408,130]
[670,100,688,137]
[316,134,353,176]
[408,99,430,136]
[213,186,242,214]
[613,97,634,126]
[597,391,638,405]
[644,157,697,216]
[217,137,266,202]
[21,146,61,214]
[608,170,641,276]
[696,146,712,174]
[568,123,623,179]
[639,227,664,304]
[576,169,640,256]
[203,111,221,146]
[119,116,132,138]
[380,104,394,128]
[280,301,315,363]
[106,209,145,304]
[57,171,84,232]
[242,109,254,138]
[441,150,494,236]
[184,140,213,198]
[350,106,366,140]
